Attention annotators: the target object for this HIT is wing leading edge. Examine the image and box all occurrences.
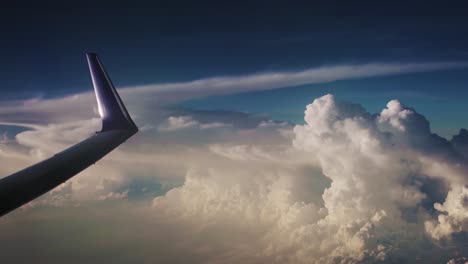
[0,53,138,217]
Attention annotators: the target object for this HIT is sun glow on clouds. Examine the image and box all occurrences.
[150,95,468,263]
[0,62,467,263]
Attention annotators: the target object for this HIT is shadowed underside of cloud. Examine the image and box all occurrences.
[0,62,467,263]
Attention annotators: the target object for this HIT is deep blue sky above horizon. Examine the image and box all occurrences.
[1,3,468,136]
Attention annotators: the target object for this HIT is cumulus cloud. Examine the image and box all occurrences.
[145,94,467,263]
[1,62,468,263]
[158,116,200,131]
[2,92,468,263]
[158,116,230,132]
[425,184,468,240]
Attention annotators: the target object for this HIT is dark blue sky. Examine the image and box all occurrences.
[1,3,468,135]
[1,3,468,96]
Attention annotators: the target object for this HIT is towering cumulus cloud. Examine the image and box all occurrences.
[151,95,467,263]
[1,91,467,263]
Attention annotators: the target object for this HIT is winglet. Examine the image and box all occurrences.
[86,53,138,133]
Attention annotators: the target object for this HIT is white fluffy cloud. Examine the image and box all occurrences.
[159,116,199,131]
[425,184,468,240]
[1,63,468,263]
[2,93,468,263]
[158,116,230,131]
[145,94,467,263]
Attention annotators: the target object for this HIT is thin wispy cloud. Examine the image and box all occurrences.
[130,61,468,96]
[1,61,466,126]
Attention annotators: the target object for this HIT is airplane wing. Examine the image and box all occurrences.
[0,53,138,217]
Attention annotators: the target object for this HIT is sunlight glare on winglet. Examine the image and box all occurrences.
[86,53,138,133]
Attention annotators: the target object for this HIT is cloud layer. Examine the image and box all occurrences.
[0,63,467,263]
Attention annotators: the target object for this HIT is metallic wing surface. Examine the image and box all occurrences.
[0,53,138,217]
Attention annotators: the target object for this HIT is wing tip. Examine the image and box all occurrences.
[85,52,98,60]
[86,53,138,134]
